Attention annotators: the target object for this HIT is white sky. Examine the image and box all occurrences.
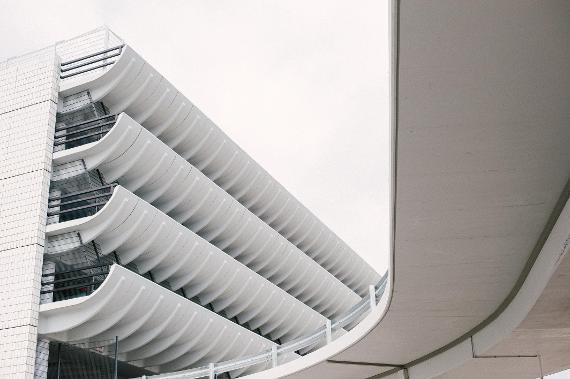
[0,0,391,274]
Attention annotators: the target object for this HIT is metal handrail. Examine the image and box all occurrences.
[54,114,117,149]
[41,263,111,277]
[47,200,110,217]
[49,184,116,202]
[41,263,111,296]
[49,192,113,209]
[55,120,116,139]
[60,61,117,79]
[41,279,106,295]
[61,51,122,73]
[56,114,117,132]
[60,45,125,66]
[53,126,113,147]
[41,271,110,286]
[146,272,389,379]
[47,184,116,219]
[60,45,124,79]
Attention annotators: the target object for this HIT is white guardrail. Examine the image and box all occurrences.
[143,272,389,379]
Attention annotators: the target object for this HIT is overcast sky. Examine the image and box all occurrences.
[0,0,391,273]
[2,2,570,379]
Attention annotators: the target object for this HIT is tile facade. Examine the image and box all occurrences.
[0,47,58,378]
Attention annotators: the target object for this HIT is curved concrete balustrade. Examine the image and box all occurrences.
[58,46,380,297]
[39,264,296,374]
[52,115,361,318]
[46,186,337,343]
[233,2,570,378]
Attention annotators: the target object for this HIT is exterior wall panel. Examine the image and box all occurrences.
[0,49,59,378]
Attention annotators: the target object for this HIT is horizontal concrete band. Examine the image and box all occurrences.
[58,46,380,296]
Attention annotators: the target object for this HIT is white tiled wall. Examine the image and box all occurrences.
[0,103,56,180]
[0,49,59,115]
[0,47,58,378]
[0,325,38,378]
[0,26,124,378]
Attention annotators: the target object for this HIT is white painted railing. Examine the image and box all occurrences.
[145,273,388,379]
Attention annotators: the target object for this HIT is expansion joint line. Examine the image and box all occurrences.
[328,360,409,378]
[469,337,544,379]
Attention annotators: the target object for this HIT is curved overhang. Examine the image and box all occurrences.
[210,1,570,378]
[46,185,339,342]
[52,116,361,318]
[58,46,380,297]
[239,194,570,379]
[38,264,296,374]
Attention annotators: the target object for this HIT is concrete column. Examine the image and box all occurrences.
[0,47,59,378]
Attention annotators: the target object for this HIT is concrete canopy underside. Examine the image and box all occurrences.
[242,1,570,378]
[436,236,570,379]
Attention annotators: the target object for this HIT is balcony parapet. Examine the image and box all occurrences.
[39,264,296,374]
[57,44,380,297]
[46,185,337,344]
[51,115,361,319]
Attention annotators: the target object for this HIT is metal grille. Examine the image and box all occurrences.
[48,184,116,221]
[54,113,117,151]
[41,262,110,302]
[48,170,115,224]
[47,340,153,379]
[41,242,116,303]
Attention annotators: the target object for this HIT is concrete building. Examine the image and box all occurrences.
[2,0,569,378]
[0,28,382,378]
